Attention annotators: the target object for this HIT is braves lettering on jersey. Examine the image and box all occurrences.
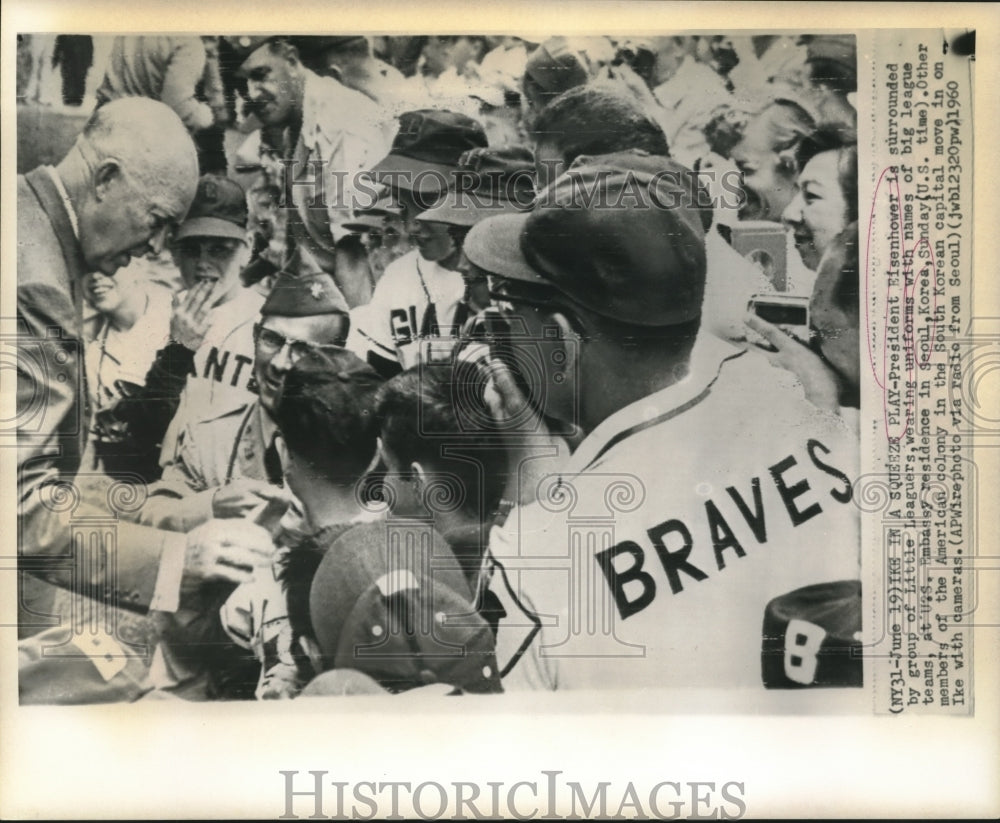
[352,249,465,370]
[486,334,861,690]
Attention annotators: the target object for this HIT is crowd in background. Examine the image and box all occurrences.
[16,32,863,702]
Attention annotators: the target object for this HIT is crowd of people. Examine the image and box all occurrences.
[16,33,863,702]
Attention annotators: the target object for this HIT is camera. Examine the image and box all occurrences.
[747,294,812,348]
[444,308,580,437]
[719,220,789,291]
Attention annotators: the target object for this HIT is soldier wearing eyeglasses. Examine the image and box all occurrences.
[137,246,350,536]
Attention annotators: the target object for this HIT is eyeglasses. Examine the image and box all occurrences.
[253,323,346,364]
[487,286,562,316]
[486,280,588,338]
[174,238,241,260]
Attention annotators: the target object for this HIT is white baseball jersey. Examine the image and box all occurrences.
[486,334,860,690]
[352,249,465,371]
[159,286,265,469]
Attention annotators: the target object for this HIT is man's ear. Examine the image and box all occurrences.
[93,159,123,202]
[298,634,325,673]
[776,148,799,178]
[325,62,344,83]
[275,434,291,470]
[546,311,582,374]
[410,461,428,491]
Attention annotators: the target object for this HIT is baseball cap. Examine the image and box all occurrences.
[175,174,248,242]
[308,521,502,694]
[464,154,708,326]
[369,110,488,195]
[415,145,536,228]
[342,185,405,234]
[262,246,349,316]
[761,580,863,688]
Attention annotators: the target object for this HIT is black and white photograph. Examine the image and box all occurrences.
[2,1,997,819]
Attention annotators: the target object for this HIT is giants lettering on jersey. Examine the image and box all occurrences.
[196,345,256,391]
[595,438,853,619]
[389,306,422,346]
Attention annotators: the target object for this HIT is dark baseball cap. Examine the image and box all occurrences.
[464,155,708,326]
[415,145,536,228]
[309,520,502,694]
[762,580,863,688]
[175,174,248,242]
[370,110,488,195]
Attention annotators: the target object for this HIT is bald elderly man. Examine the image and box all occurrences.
[16,99,274,658]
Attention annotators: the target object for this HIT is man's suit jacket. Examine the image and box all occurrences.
[16,167,181,628]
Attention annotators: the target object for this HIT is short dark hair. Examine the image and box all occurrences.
[531,85,670,166]
[277,544,327,643]
[375,364,508,521]
[273,357,384,486]
[808,58,856,95]
[496,278,701,361]
[796,125,858,223]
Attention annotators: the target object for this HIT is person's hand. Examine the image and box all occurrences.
[181,518,275,596]
[211,478,287,519]
[745,314,841,413]
[93,407,129,442]
[481,357,571,507]
[170,280,219,351]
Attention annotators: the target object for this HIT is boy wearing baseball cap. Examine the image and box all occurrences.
[102,173,263,471]
[352,109,488,378]
[465,154,861,693]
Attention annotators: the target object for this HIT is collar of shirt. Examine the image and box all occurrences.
[564,332,747,474]
[45,165,80,239]
[258,400,279,448]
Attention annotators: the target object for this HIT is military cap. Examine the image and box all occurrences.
[524,36,590,95]
[224,35,283,67]
[175,174,248,242]
[261,246,350,316]
[290,35,370,61]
